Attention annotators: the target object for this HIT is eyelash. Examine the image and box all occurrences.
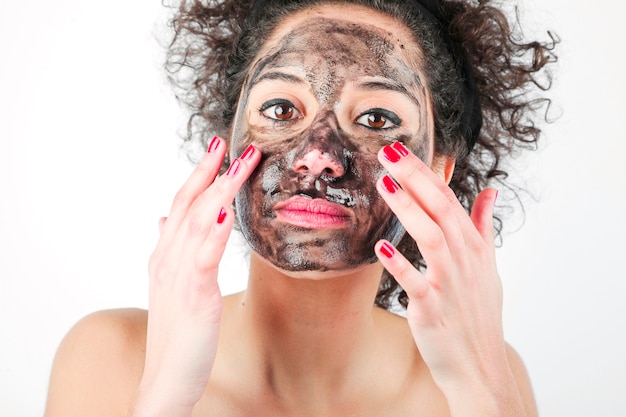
[354,108,402,130]
[259,99,303,122]
[258,100,401,131]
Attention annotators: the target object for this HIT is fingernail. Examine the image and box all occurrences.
[380,242,395,259]
[240,144,255,160]
[207,136,220,153]
[382,175,399,194]
[226,159,240,176]
[382,145,401,163]
[217,208,227,224]
[392,141,409,157]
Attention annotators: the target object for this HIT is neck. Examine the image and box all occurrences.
[235,252,385,405]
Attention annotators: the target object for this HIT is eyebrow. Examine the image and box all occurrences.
[250,70,307,88]
[246,67,423,110]
[357,80,422,108]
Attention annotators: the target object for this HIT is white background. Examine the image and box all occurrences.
[1,0,625,416]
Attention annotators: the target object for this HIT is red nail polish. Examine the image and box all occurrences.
[217,208,227,224]
[207,136,220,153]
[392,141,409,157]
[380,242,395,259]
[382,175,399,194]
[382,145,401,163]
[226,159,240,176]
[240,144,255,160]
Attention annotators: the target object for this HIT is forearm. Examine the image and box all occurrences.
[128,386,195,417]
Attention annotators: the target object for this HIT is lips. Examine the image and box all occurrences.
[273,196,353,229]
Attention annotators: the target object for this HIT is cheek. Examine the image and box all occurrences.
[345,145,407,245]
[348,154,385,203]
[234,172,273,254]
[234,140,296,231]
[259,158,285,194]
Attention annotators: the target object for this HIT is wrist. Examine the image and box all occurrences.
[129,384,195,417]
[442,366,527,417]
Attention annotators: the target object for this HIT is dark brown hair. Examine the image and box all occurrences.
[164,0,558,310]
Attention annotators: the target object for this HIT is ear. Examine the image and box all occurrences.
[430,155,456,185]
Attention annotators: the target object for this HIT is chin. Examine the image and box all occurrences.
[253,250,378,281]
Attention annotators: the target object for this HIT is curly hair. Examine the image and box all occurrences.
[163,0,558,310]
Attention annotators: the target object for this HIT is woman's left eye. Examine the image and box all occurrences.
[355,109,401,130]
[260,99,302,121]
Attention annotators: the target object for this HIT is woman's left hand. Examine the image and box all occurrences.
[375,142,526,416]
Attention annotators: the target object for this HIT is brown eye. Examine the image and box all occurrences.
[366,113,386,128]
[355,109,401,130]
[260,100,302,121]
[274,104,294,120]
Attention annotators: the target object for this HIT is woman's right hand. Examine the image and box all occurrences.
[130,137,260,417]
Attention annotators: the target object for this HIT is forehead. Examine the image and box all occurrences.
[247,4,425,90]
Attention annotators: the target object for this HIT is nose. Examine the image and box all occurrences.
[293,148,345,178]
[292,112,346,178]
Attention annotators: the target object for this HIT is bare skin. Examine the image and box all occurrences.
[44,4,538,417]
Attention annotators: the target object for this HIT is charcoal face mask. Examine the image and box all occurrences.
[231,18,431,273]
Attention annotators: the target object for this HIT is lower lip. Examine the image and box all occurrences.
[275,209,351,229]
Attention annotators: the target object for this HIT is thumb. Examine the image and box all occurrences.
[470,188,498,243]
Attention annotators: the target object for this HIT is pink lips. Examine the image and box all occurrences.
[273,196,352,229]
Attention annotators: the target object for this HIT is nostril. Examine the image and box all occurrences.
[294,162,309,173]
[293,149,345,178]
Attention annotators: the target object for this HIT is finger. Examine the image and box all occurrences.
[161,136,227,240]
[174,145,261,260]
[470,188,498,244]
[177,206,234,317]
[169,145,261,294]
[376,174,454,269]
[380,142,468,219]
[375,240,430,299]
[152,143,260,272]
[195,206,234,273]
[378,143,467,254]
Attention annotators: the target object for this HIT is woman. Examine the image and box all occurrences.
[44,0,556,416]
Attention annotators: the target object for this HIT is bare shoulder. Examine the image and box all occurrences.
[372,309,537,417]
[44,308,148,417]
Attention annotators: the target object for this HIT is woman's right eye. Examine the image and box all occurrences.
[259,99,303,121]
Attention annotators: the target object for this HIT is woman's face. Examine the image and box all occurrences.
[231,4,435,275]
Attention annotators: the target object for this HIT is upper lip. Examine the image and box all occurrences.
[273,196,353,219]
